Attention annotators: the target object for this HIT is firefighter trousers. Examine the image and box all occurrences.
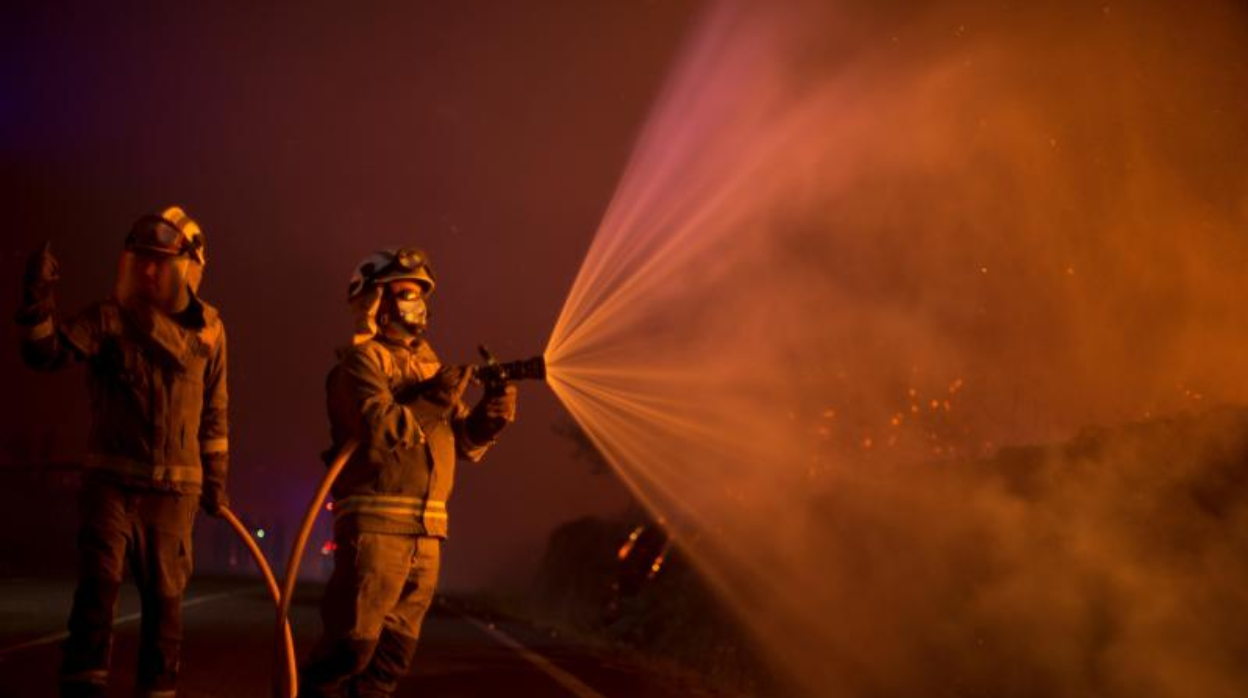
[60,477,196,698]
[300,532,441,698]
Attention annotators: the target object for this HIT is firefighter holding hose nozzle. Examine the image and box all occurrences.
[300,248,518,698]
[15,207,230,698]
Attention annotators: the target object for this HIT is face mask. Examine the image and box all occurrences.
[380,288,428,335]
[396,295,428,329]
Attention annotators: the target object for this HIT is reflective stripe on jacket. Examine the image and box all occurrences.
[333,494,448,531]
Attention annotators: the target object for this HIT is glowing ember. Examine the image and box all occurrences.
[617,525,645,561]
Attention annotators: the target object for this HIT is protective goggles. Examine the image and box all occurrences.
[376,248,435,285]
[394,248,429,273]
[125,215,201,257]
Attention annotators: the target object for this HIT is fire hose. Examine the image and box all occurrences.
[217,507,298,696]
[272,438,360,698]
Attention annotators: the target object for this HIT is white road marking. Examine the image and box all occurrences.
[0,591,236,658]
[461,613,611,698]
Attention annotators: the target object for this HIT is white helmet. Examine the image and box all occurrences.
[115,205,206,313]
[346,248,436,344]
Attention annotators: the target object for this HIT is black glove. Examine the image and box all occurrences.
[467,383,518,445]
[399,365,474,412]
[16,241,59,326]
[427,365,475,408]
[200,452,229,516]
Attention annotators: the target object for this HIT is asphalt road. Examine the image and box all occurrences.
[0,576,720,698]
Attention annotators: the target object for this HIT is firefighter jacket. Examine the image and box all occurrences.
[325,336,491,538]
[20,296,229,494]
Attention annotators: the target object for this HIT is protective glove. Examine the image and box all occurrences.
[16,241,59,326]
[426,364,475,408]
[200,452,230,517]
[467,383,518,445]
[399,365,474,412]
[396,365,476,440]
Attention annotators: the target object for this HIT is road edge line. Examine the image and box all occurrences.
[459,613,611,698]
[0,590,235,658]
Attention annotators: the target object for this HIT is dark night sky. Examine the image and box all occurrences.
[0,1,698,589]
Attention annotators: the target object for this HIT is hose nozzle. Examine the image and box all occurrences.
[477,345,546,392]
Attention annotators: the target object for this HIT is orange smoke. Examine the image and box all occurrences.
[546,1,1248,695]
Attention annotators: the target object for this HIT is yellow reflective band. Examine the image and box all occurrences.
[335,495,445,508]
[84,454,203,484]
[334,501,420,512]
[335,506,448,518]
[332,494,450,523]
[26,317,55,341]
[201,438,229,454]
[342,494,423,503]
[334,502,448,515]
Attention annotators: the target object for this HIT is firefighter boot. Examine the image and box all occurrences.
[299,637,379,698]
[60,577,121,698]
[135,593,182,697]
[352,630,418,698]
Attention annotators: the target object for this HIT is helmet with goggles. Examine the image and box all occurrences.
[126,206,206,265]
[346,248,437,344]
[347,247,436,300]
[115,205,207,313]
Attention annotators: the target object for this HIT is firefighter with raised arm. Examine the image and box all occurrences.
[300,248,518,698]
[14,207,230,698]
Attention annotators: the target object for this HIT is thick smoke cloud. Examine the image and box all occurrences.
[548,1,1248,694]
